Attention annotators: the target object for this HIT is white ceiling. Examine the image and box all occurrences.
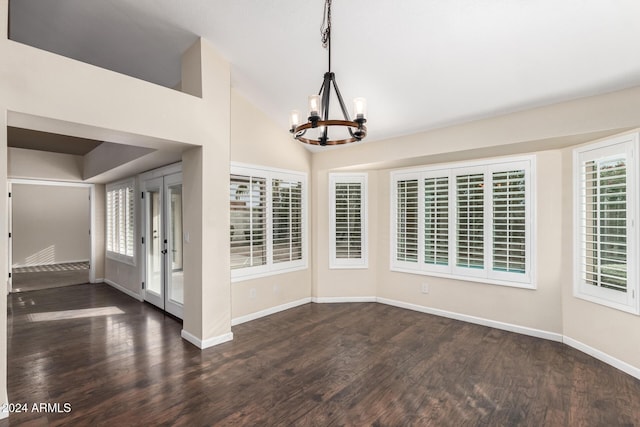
[9,0,640,145]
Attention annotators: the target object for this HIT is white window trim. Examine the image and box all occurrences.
[231,163,308,282]
[390,155,536,289]
[573,133,640,315]
[329,173,368,269]
[106,177,136,266]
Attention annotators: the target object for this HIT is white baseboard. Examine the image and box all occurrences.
[563,336,640,381]
[232,298,311,326]
[376,297,564,343]
[103,279,143,302]
[181,329,234,349]
[312,296,377,303]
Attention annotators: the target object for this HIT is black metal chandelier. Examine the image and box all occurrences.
[289,0,367,146]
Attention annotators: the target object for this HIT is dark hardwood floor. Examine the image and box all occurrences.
[2,284,640,426]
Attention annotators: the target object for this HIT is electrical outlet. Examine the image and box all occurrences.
[249,288,257,299]
[421,282,429,294]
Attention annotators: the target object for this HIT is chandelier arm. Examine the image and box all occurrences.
[331,75,352,121]
[317,79,326,96]
[320,72,333,145]
[321,73,332,121]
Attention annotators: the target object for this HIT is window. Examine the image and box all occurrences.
[106,178,135,265]
[329,173,368,268]
[230,164,307,281]
[391,156,534,288]
[574,134,639,314]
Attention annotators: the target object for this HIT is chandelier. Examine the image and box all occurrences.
[289,0,367,146]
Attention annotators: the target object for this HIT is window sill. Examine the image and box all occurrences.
[106,252,136,267]
[390,267,536,290]
[573,292,639,315]
[231,264,308,283]
[329,263,369,270]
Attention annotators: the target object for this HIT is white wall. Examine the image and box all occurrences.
[11,184,90,267]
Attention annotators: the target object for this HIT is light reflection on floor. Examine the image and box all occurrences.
[27,306,125,322]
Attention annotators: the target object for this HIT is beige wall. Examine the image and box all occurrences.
[181,40,232,343]
[11,184,90,266]
[8,147,83,181]
[92,184,105,280]
[374,150,563,334]
[229,89,312,319]
[313,151,563,334]
[312,169,378,299]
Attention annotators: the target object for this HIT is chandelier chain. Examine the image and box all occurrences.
[320,0,332,49]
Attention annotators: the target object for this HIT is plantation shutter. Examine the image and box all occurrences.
[106,190,115,253]
[424,176,449,266]
[579,156,627,292]
[456,173,484,269]
[106,179,135,261]
[272,178,303,263]
[125,185,134,256]
[230,174,267,269]
[492,170,526,274]
[396,179,419,262]
[334,181,363,259]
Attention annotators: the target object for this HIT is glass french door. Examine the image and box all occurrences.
[142,173,183,318]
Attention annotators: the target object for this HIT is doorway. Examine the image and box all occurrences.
[8,180,95,293]
[141,171,183,318]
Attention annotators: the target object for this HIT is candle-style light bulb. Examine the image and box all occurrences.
[308,95,321,118]
[289,110,300,131]
[353,97,367,121]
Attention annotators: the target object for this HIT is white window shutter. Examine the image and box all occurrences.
[492,170,526,274]
[456,173,484,269]
[230,174,267,270]
[272,178,303,264]
[424,176,449,266]
[396,179,419,263]
[106,178,136,265]
[330,173,368,268]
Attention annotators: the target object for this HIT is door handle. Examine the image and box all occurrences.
[161,249,168,254]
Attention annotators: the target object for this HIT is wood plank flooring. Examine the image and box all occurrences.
[2,283,640,426]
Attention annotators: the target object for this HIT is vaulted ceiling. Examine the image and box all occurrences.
[9,0,640,145]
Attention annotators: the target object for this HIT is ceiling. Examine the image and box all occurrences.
[8,0,640,146]
[8,127,102,155]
